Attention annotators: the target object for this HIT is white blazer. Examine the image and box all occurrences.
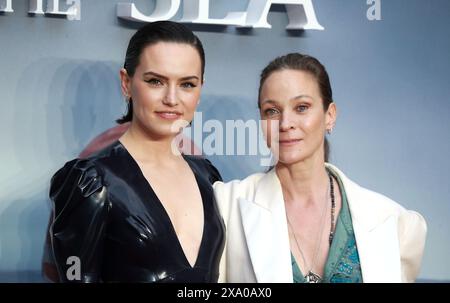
[213,164,427,283]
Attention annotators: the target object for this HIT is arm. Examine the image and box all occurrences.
[49,159,111,282]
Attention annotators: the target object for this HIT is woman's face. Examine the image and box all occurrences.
[259,69,336,165]
[121,42,202,139]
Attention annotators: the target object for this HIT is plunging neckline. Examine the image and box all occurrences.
[117,140,207,269]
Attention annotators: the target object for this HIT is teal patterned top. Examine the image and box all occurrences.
[291,168,363,283]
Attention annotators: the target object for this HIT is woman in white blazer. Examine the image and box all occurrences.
[214,53,427,283]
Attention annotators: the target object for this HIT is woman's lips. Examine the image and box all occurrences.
[155,111,182,120]
[279,139,302,146]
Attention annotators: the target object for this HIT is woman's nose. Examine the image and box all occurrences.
[279,112,295,131]
[162,85,178,106]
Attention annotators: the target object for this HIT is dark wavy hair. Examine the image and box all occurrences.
[117,21,205,124]
[258,53,334,162]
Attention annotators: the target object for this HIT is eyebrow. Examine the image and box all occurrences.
[261,94,315,105]
[143,71,199,81]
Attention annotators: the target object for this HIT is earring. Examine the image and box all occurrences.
[327,127,333,135]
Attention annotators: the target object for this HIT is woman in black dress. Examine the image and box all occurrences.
[48,21,224,282]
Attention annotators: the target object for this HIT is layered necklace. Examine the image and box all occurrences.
[286,171,336,283]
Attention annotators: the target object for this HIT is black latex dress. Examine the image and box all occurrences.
[48,141,225,282]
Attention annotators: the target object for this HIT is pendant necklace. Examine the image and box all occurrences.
[286,171,336,283]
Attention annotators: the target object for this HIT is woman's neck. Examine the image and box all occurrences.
[119,121,181,164]
[276,154,329,208]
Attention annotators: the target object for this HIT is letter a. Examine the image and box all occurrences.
[367,0,381,21]
[245,0,324,30]
[66,256,81,281]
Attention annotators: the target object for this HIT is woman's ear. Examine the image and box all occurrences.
[120,68,131,99]
[326,102,337,131]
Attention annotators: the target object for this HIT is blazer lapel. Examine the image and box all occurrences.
[326,164,402,282]
[352,216,402,282]
[239,170,293,283]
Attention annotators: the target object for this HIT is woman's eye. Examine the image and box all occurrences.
[181,82,196,88]
[297,105,308,112]
[264,108,279,116]
[145,78,163,86]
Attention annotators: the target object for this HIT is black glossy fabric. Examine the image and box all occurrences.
[49,141,225,283]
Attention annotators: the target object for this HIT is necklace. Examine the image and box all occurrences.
[286,171,336,283]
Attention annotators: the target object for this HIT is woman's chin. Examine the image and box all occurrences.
[140,126,180,140]
[277,151,306,165]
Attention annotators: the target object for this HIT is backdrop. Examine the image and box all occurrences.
[0,0,449,282]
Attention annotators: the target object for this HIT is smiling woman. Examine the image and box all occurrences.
[214,53,427,283]
[45,21,224,283]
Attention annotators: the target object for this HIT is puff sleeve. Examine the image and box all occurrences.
[49,159,111,282]
[398,210,427,282]
[203,158,223,184]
